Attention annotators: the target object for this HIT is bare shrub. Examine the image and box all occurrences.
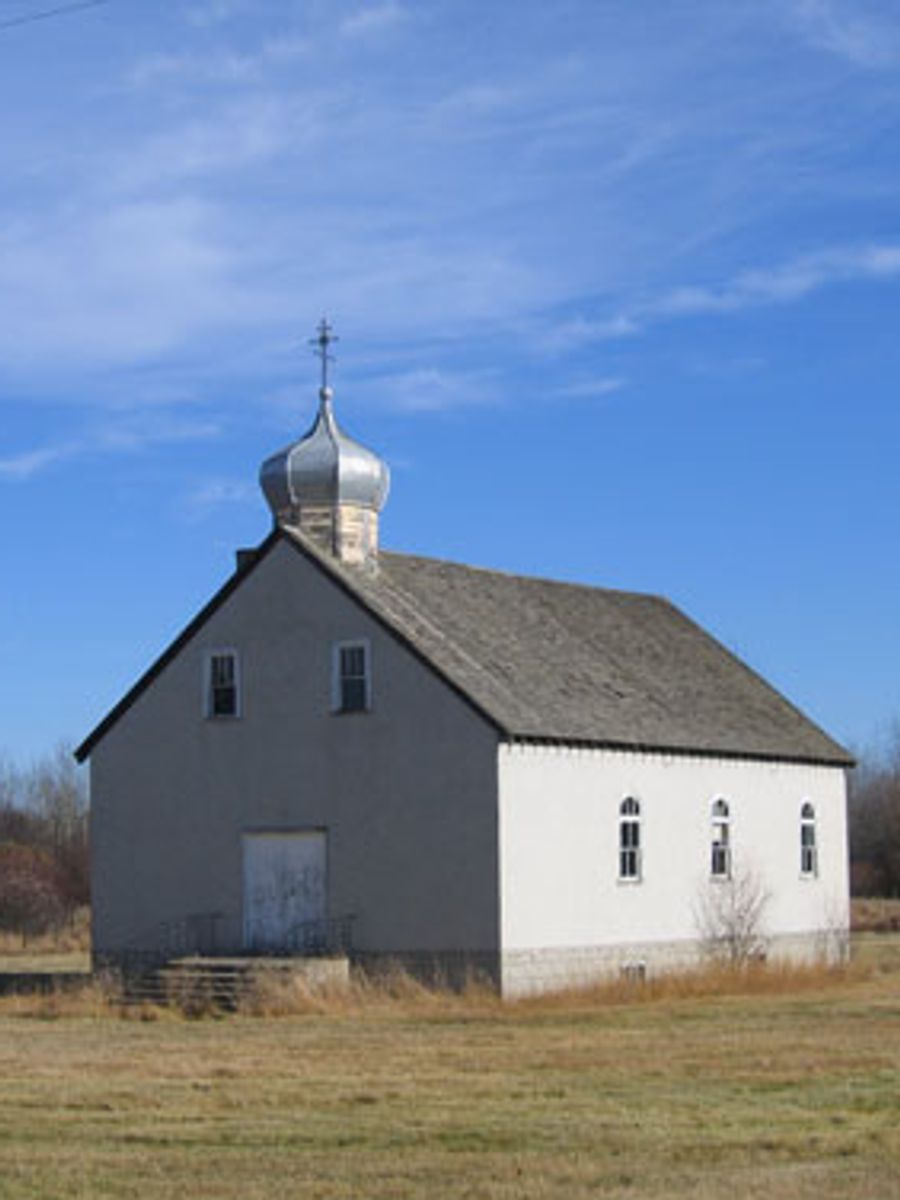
[0,843,66,942]
[0,746,89,942]
[695,864,770,965]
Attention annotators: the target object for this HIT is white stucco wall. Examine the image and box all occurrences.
[498,743,848,990]
[90,538,500,965]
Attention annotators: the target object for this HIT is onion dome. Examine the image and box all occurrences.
[260,384,390,520]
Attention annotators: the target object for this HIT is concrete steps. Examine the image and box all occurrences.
[120,955,349,1010]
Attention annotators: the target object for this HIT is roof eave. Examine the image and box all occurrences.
[502,733,855,770]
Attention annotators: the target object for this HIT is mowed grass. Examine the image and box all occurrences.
[0,965,898,1199]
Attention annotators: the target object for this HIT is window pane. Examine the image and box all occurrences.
[341,646,366,678]
[711,845,729,876]
[211,655,234,687]
[341,677,367,712]
[621,821,639,849]
[212,685,236,716]
[620,848,638,878]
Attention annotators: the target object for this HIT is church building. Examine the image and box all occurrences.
[76,323,852,996]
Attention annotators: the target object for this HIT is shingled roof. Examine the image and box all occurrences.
[295,532,851,767]
[76,528,852,767]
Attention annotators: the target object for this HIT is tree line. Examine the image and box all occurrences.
[849,726,900,897]
[0,747,89,941]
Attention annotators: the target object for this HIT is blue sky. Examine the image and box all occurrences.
[2,0,899,766]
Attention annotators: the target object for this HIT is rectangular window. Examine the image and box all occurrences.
[205,650,240,718]
[333,640,371,713]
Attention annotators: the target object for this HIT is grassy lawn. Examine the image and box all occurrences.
[0,966,897,1199]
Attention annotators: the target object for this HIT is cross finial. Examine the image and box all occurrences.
[310,317,338,393]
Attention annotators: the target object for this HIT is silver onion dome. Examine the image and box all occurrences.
[260,385,390,521]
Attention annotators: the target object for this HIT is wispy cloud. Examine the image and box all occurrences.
[117,96,298,188]
[557,377,627,400]
[0,444,79,481]
[128,34,311,89]
[0,414,221,484]
[0,198,253,369]
[655,243,900,314]
[359,367,500,413]
[546,243,900,351]
[339,2,407,39]
[185,0,252,29]
[539,315,641,353]
[181,478,256,521]
[785,0,900,68]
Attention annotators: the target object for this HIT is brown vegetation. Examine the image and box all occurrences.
[849,727,900,896]
[0,955,896,1199]
[0,747,89,942]
[851,895,900,932]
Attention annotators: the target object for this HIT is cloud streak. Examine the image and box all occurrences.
[785,0,900,68]
[550,243,900,352]
[0,413,222,484]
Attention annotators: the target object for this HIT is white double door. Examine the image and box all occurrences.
[242,830,326,952]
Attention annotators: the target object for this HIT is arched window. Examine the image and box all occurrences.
[801,802,817,877]
[711,798,730,878]
[619,797,641,881]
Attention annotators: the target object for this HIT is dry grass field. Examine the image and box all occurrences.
[0,958,898,1199]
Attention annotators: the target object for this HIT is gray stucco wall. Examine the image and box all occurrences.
[89,538,500,966]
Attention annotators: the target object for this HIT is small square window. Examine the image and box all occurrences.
[205,650,240,718]
[333,641,371,713]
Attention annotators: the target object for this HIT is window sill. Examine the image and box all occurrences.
[617,876,643,886]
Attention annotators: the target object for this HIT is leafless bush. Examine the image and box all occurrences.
[0,746,89,940]
[695,864,770,965]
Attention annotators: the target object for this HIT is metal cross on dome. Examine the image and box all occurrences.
[310,318,339,391]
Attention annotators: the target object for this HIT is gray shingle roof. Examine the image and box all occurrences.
[75,527,853,767]
[299,534,851,766]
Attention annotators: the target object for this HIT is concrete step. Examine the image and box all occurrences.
[119,955,350,1009]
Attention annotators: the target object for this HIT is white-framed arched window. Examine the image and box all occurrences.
[619,797,641,881]
[800,802,818,877]
[710,798,730,878]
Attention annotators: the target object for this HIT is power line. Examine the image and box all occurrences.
[0,0,109,32]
